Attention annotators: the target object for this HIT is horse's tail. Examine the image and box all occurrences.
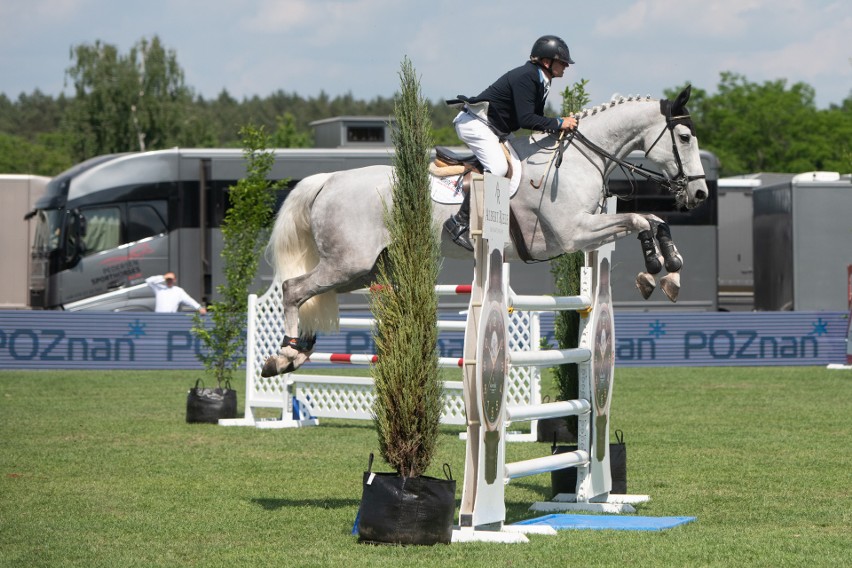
[267,172,339,333]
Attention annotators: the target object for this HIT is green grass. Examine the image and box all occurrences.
[1,367,850,567]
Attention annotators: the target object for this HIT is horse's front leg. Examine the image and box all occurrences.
[635,220,684,302]
[571,212,679,300]
[656,223,683,302]
[635,228,663,300]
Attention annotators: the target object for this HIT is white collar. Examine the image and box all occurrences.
[539,68,551,99]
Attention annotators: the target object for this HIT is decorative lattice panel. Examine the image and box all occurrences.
[244,280,540,423]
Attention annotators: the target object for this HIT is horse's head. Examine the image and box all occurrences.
[644,85,708,209]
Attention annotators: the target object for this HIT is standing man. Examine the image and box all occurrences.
[444,35,579,251]
[146,272,207,314]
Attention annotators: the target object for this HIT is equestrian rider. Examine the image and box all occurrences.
[444,35,579,251]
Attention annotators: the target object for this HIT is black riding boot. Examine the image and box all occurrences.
[444,191,473,251]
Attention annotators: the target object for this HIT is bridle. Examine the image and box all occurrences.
[642,112,706,193]
[549,108,706,201]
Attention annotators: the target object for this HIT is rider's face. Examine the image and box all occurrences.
[550,60,569,78]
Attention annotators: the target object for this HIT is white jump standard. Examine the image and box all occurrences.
[221,282,542,429]
[453,174,648,544]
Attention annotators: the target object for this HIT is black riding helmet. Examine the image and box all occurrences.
[530,35,575,65]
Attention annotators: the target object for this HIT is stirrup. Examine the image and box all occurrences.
[444,216,473,252]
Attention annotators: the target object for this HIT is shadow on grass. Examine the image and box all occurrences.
[252,497,361,511]
[509,479,553,499]
[310,421,377,431]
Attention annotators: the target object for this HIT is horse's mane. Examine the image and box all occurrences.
[528,94,659,146]
[572,94,657,120]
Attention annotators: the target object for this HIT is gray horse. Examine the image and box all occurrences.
[261,86,708,377]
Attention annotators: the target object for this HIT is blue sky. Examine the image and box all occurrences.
[1,0,849,109]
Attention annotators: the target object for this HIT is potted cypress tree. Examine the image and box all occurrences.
[188,125,282,423]
[356,58,455,546]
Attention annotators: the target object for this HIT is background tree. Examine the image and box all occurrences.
[63,36,193,161]
[130,36,194,151]
[0,132,72,174]
[3,39,850,178]
[270,112,313,148]
[667,72,852,175]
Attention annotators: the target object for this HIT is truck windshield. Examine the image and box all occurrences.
[32,209,62,253]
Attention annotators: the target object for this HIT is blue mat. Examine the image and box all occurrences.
[513,513,696,531]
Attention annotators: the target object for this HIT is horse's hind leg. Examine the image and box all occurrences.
[260,273,321,377]
[261,261,370,377]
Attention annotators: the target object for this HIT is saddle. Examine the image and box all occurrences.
[428,144,514,181]
[430,142,531,261]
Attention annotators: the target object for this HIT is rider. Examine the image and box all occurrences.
[444,35,579,251]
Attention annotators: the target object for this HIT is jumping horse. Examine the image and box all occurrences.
[261,86,708,377]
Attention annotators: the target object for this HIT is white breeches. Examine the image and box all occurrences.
[453,111,509,178]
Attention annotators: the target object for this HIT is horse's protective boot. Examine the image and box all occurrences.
[444,191,473,251]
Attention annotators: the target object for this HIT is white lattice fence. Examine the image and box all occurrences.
[220,280,540,428]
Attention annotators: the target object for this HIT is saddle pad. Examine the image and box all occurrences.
[430,142,522,204]
[430,173,466,203]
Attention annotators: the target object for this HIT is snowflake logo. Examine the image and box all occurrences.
[648,320,666,338]
[809,318,829,337]
[128,319,147,338]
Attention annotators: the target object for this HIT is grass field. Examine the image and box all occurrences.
[1,366,850,567]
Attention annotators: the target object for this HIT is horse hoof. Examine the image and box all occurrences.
[635,272,656,300]
[660,272,681,302]
[261,357,281,377]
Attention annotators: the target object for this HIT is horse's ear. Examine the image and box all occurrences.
[673,85,692,113]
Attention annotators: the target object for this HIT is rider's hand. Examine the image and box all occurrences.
[560,116,578,131]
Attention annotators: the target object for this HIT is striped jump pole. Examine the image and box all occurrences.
[306,352,463,368]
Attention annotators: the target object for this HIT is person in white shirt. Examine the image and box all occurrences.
[145,272,207,314]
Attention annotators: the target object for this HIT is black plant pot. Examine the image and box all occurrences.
[357,469,456,546]
[186,379,238,424]
[551,430,627,496]
[536,416,577,443]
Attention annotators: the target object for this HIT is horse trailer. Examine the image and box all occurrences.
[715,172,852,312]
[752,172,852,311]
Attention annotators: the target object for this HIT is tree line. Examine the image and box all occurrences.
[1,35,849,177]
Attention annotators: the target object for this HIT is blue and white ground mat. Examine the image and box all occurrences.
[513,513,696,531]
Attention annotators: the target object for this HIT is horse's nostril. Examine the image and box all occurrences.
[696,189,707,201]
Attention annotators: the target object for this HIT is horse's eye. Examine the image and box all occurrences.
[679,133,691,143]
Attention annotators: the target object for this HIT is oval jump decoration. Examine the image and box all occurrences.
[592,257,615,462]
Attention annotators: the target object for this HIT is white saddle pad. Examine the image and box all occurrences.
[429,142,522,204]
